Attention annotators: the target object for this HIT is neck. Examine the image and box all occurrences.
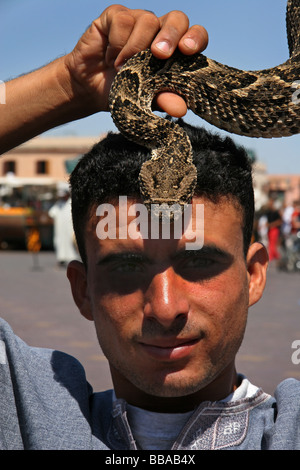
[111,364,239,413]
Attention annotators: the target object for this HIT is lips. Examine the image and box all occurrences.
[139,337,200,361]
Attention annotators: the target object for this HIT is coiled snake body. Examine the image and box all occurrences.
[109,0,300,211]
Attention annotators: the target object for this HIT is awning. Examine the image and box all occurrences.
[0,176,57,187]
[65,157,80,173]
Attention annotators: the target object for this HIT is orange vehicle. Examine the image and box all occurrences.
[0,206,53,250]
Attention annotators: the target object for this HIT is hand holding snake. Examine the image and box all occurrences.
[109,0,300,211]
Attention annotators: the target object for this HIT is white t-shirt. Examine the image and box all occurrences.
[116,376,258,450]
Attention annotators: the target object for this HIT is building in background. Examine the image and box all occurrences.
[0,135,103,249]
[0,135,102,202]
[0,135,299,249]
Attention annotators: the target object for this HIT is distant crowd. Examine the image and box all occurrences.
[254,198,300,272]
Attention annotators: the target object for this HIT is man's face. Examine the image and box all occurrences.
[68,196,268,409]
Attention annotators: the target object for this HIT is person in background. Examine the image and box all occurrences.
[48,187,78,267]
[265,198,282,263]
[291,200,300,235]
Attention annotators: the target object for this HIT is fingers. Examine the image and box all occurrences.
[99,6,160,69]
[113,11,161,69]
[154,92,188,118]
[178,24,209,55]
[99,5,208,70]
[152,12,208,58]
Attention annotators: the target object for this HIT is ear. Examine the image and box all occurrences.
[246,242,269,307]
[67,260,93,321]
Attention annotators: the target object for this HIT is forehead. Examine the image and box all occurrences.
[85,196,244,259]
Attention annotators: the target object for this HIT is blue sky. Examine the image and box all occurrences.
[1,0,299,174]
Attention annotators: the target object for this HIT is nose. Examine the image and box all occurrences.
[143,268,190,328]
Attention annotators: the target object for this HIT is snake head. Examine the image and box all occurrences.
[138,154,197,221]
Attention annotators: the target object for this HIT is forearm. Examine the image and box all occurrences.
[0,56,97,155]
[0,6,208,155]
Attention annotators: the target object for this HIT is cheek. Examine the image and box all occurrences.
[194,279,249,369]
[91,289,143,339]
[192,272,249,335]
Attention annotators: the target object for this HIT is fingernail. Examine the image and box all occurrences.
[155,41,171,53]
[183,38,197,50]
[115,61,125,72]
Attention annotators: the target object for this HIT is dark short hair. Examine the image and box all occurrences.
[69,119,254,265]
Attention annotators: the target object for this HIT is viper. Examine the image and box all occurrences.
[109,0,300,212]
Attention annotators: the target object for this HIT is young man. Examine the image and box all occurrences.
[1,120,300,449]
[66,120,275,450]
[1,4,299,450]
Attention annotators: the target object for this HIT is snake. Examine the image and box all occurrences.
[109,0,300,214]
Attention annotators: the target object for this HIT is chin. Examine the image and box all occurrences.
[135,370,211,399]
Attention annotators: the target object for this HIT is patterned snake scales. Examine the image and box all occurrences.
[109,0,300,211]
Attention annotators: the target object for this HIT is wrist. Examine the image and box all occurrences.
[58,52,106,116]
[52,55,99,120]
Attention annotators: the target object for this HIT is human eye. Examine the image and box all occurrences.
[96,252,151,295]
[174,248,232,281]
[101,253,148,274]
[114,259,145,273]
[177,254,217,278]
[183,255,215,269]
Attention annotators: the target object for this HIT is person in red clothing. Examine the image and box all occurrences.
[265,198,282,262]
[291,200,300,234]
